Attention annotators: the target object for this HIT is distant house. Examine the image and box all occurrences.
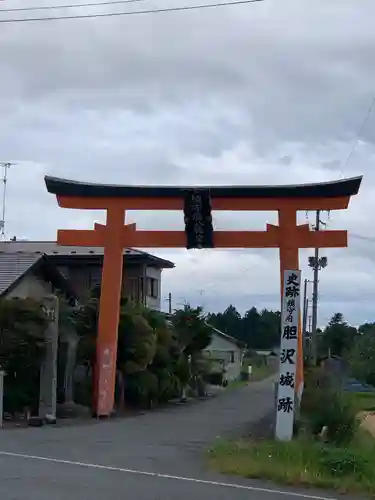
[161,316,245,382]
[204,325,246,382]
[0,241,174,310]
[254,348,280,358]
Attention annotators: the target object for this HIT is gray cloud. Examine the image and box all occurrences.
[0,0,374,327]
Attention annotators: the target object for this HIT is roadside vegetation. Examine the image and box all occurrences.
[0,289,278,420]
[72,293,213,409]
[241,354,278,382]
[0,292,215,416]
[209,433,375,494]
[0,298,48,415]
[208,364,375,496]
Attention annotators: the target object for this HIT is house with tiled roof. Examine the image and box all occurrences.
[0,250,76,301]
[0,241,174,310]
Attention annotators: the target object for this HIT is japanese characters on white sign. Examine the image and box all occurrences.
[275,270,301,441]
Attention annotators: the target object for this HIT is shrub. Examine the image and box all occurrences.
[301,367,357,445]
[155,369,181,402]
[152,345,171,370]
[318,446,370,479]
[174,356,190,386]
[125,370,158,408]
[0,298,48,414]
[74,376,92,408]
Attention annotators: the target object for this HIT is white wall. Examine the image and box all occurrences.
[205,333,244,381]
[206,334,242,361]
[145,266,162,311]
[6,272,53,300]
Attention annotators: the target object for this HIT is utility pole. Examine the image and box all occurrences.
[308,210,328,365]
[302,279,308,334]
[302,278,308,355]
[311,210,320,365]
[168,292,172,314]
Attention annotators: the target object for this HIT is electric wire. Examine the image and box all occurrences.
[0,0,150,12]
[339,94,375,178]
[0,0,264,23]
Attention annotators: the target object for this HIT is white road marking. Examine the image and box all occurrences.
[0,450,337,500]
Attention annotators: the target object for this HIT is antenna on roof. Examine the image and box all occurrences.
[0,162,17,241]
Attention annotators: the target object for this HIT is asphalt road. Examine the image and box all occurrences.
[0,378,362,500]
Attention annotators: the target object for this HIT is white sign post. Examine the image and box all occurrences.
[275,270,301,441]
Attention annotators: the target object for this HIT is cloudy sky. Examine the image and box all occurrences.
[0,0,374,327]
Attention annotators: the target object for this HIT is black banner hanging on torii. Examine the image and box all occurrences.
[183,189,214,249]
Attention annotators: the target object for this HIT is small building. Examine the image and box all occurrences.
[0,241,174,310]
[204,325,246,382]
[254,348,280,359]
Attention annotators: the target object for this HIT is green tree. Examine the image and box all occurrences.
[348,325,375,387]
[208,305,281,348]
[207,305,243,341]
[0,298,48,414]
[72,293,213,408]
[242,306,260,346]
[172,304,212,397]
[255,309,281,349]
[172,305,212,355]
[358,322,375,335]
[320,313,358,358]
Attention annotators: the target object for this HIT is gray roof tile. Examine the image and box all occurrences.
[0,252,43,295]
[0,241,174,268]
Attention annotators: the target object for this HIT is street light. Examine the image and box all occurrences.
[308,256,328,270]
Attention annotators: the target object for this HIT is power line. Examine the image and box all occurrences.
[339,93,375,178]
[0,0,148,13]
[349,233,375,242]
[0,0,264,23]
[327,93,375,237]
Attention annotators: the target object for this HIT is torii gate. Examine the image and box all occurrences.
[45,175,362,417]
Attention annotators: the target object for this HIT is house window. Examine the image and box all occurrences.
[147,277,158,298]
[127,278,140,303]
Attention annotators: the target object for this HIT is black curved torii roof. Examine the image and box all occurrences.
[45,175,362,199]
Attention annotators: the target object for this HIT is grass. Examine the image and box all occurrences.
[208,432,375,495]
[208,388,375,496]
[241,356,277,383]
[227,379,249,389]
[345,392,375,412]
[249,363,276,381]
[225,359,276,390]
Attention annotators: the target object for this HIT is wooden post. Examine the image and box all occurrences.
[93,206,125,417]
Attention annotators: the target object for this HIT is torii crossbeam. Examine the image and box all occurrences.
[45,175,362,417]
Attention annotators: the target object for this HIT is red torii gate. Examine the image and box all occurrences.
[45,175,362,417]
